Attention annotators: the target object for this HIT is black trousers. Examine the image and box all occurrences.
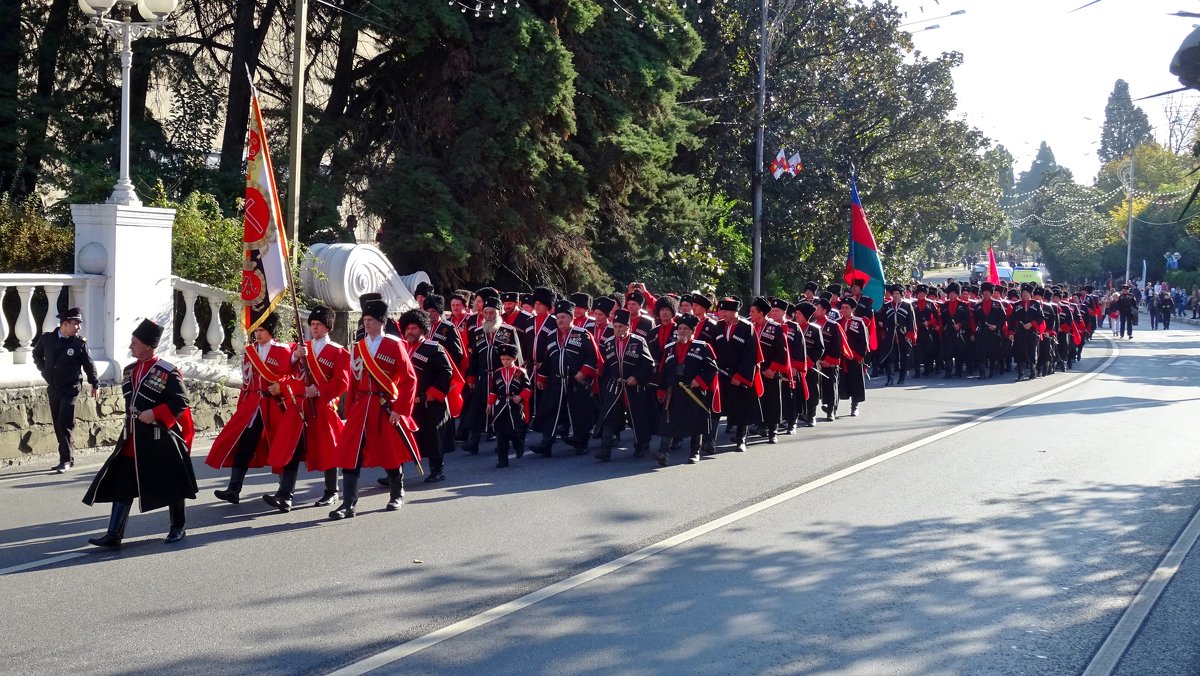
[819,366,840,415]
[802,370,821,421]
[1119,314,1135,337]
[232,414,265,470]
[47,385,80,463]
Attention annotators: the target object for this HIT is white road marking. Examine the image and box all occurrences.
[328,341,1121,675]
[0,552,89,575]
[1081,502,1200,676]
[1167,359,1200,367]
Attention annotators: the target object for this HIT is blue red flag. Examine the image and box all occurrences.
[844,176,885,304]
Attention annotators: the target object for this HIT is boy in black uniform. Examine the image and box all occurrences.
[488,344,531,467]
[33,307,100,472]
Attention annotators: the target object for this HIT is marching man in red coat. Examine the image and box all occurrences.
[207,313,293,504]
[263,306,351,512]
[328,296,421,519]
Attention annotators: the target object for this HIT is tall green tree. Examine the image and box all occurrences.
[1099,79,1153,164]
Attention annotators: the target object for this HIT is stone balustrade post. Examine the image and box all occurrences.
[40,283,63,336]
[13,285,37,364]
[178,288,200,357]
[203,292,227,360]
[0,285,10,365]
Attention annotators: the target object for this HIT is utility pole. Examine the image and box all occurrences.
[286,0,309,268]
[1124,146,1135,284]
[750,0,768,297]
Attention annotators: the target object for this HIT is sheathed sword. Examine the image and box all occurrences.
[674,381,710,416]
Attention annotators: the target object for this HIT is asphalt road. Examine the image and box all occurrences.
[2,324,1198,675]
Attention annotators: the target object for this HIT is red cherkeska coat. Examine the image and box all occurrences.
[268,339,351,473]
[333,334,421,470]
[206,341,294,469]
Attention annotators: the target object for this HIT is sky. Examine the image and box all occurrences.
[891,0,1200,183]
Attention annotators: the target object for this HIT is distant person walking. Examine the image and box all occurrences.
[1116,286,1138,339]
[32,307,99,473]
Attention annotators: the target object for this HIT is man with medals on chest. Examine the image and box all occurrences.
[770,298,801,435]
[397,309,456,483]
[594,309,656,462]
[816,295,850,420]
[973,282,1008,380]
[654,313,720,466]
[84,320,196,548]
[749,296,789,444]
[879,285,917,386]
[329,296,420,519]
[207,313,292,504]
[793,301,824,428]
[531,299,600,457]
[712,296,763,453]
[838,297,871,417]
[460,296,523,455]
[263,306,349,512]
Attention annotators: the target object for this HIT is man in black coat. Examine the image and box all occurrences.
[973,282,1008,379]
[460,297,522,454]
[531,300,600,456]
[1009,284,1044,381]
[878,285,916,386]
[33,307,100,472]
[594,310,656,462]
[749,296,789,443]
[711,297,762,452]
[399,309,455,483]
[84,319,196,548]
[939,283,971,378]
[794,301,824,427]
[911,285,941,378]
[655,314,719,465]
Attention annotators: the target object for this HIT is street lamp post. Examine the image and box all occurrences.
[77,0,178,207]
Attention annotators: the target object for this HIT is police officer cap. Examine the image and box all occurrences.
[132,318,163,348]
[482,295,502,311]
[716,297,741,312]
[554,300,575,316]
[533,286,556,308]
[592,296,617,315]
[654,295,678,315]
[751,296,772,314]
[796,301,817,319]
[500,291,519,303]
[308,305,334,330]
[611,309,632,326]
[423,293,445,314]
[497,342,519,359]
[398,308,431,333]
[570,292,592,309]
[676,313,700,329]
[57,307,83,322]
[361,299,388,323]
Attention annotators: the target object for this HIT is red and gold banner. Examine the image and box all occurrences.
[240,88,290,334]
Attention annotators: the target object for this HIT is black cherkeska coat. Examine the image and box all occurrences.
[596,333,657,444]
[84,359,197,513]
[657,338,719,439]
[532,326,599,441]
[711,317,763,426]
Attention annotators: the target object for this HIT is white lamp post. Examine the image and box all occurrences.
[77,0,177,207]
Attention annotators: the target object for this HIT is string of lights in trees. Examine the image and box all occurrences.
[449,0,520,18]
[607,0,726,32]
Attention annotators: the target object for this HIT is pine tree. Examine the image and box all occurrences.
[1099,79,1153,164]
[1014,142,1060,195]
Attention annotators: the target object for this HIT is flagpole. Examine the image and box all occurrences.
[287,0,308,271]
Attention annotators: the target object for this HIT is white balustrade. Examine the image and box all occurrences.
[178,288,200,357]
[40,283,63,336]
[13,285,36,364]
[0,275,108,370]
[202,291,227,361]
[0,285,8,365]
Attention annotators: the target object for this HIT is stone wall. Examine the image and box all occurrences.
[0,380,238,465]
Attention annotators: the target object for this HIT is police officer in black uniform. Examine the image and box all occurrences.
[33,307,99,472]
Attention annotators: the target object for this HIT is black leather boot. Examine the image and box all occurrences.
[89,501,131,550]
[215,466,247,504]
[315,470,339,507]
[264,466,298,513]
[165,501,186,544]
[329,472,359,520]
[385,473,404,511]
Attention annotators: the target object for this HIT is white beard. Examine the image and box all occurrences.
[482,315,502,335]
